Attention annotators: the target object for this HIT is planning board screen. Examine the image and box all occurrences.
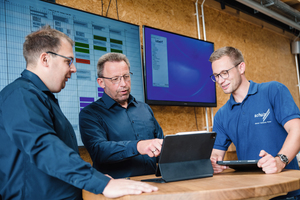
[0,0,144,146]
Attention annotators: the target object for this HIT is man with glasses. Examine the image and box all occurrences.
[79,52,164,179]
[209,46,300,199]
[0,25,158,200]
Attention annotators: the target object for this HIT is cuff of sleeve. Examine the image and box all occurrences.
[126,140,140,157]
[281,115,300,127]
[213,145,228,151]
[83,168,111,194]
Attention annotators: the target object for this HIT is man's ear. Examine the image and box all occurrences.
[97,78,105,89]
[238,62,246,75]
[40,52,49,68]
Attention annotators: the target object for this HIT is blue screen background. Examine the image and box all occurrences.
[143,26,216,106]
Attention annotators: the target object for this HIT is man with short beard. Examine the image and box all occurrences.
[79,53,164,179]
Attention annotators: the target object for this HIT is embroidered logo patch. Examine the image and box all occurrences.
[254,109,271,125]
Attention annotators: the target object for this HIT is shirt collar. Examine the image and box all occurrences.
[21,69,50,92]
[101,92,138,109]
[21,69,58,104]
[229,80,258,109]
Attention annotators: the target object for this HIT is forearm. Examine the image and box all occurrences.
[281,118,300,164]
[278,132,300,165]
[211,149,226,160]
[210,149,227,174]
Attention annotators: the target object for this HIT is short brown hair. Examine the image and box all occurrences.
[23,25,73,67]
[97,53,130,78]
[209,46,244,66]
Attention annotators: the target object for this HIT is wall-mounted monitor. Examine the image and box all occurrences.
[1,0,144,146]
[142,26,216,107]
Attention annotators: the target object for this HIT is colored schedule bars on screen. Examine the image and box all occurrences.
[74,30,91,65]
[110,38,123,53]
[98,87,104,98]
[79,97,94,110]
[94,35,107,52]
[2,0,144,146]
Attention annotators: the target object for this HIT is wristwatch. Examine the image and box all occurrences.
[276,154,289,166]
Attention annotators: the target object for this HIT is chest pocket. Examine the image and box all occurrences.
[132,120,156,140]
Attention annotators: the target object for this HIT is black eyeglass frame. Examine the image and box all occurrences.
[210,62,242,82]
[100,72,133,84]
[46,51,74,67]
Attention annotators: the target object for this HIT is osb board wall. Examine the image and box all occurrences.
[204,7,299,109]
[57,0,299,162]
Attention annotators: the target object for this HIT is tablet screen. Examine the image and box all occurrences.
[217,160,261,171]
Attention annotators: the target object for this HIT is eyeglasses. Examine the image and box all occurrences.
[100,72,133,84]
[46,51,74,67]
[210,62,241,82]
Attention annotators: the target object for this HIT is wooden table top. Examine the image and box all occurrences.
[83,169,300,200]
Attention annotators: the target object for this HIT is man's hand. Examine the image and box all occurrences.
[210,149,228,174]
[137,139,163,157]
[102,179,158,198]
[257,150,286,174]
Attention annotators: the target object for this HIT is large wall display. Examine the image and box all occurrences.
[0,0,144,146]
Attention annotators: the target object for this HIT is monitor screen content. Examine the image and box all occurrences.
[1,0,144,146]
[143,26,216,107]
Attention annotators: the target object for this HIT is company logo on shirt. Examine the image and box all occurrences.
[254,109,271,125]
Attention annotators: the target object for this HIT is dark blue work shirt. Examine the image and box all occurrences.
[79,92,164,178]
[0,70,110,200]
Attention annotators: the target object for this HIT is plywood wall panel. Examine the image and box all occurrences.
[204,6,300,110]
[151,105,199,135]
[56,0,300,137]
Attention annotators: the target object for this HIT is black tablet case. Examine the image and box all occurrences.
[154,132,216,182]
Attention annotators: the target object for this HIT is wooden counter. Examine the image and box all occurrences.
[83,169,300,200]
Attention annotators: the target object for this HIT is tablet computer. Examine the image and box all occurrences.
[217,160,261,171]
[142,131,216,183]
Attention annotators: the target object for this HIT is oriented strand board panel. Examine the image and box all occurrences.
[56,0,300,136]
[203,5,300,112]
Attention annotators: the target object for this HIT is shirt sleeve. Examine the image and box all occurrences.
[146,104,164,140]
[145,104,164,163]
[79,107,141,164]
[212,109,232,151]
[1,88,110,194]
[79,103,164,164]
[268,82,300,126]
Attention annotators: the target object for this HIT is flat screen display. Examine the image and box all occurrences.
[143,26,216,107]
[0,0,144,146]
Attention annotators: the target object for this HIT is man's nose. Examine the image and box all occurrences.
[70,63,77,73]
[119,76,126,85]
[217,75,225,84]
